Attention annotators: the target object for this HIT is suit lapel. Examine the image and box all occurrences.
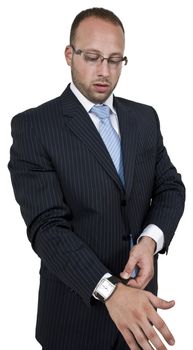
[114,98,138,197]
[60,86,124,192]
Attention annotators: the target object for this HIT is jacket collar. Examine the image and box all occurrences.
[60,85,138,197]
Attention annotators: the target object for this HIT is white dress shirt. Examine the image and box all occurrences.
[70,82,164,290]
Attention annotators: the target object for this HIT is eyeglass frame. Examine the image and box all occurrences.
[70,45,128,67]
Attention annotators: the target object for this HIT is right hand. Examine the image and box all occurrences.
[105,283,175,350]
[120,236,156,290]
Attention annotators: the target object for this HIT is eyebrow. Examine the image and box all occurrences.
[83,48,123,56]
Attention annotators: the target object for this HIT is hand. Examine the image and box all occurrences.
[105,283,175,350]
[120,237,156,289]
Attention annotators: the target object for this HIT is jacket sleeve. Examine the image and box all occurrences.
[8,112,109,306]
[143,108,185,253]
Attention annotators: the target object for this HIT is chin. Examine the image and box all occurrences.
[90,93,110,104]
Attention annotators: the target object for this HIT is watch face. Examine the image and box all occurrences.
[97,279,115,299]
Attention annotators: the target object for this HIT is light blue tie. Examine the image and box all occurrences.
[91,104,125,185]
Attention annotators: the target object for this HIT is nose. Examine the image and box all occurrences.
[96,59,110,77]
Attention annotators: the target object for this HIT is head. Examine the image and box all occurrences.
[65,8,127,104]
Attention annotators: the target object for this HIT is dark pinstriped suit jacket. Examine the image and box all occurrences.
[8,85,185,350]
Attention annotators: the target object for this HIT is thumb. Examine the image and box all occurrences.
[120,255,138,280]
[148,292,175,310]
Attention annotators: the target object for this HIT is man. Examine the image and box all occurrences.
[8,7,185,350]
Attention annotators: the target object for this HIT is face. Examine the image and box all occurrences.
[65,17,125,104]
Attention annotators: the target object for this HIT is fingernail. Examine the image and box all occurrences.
[121,272,130,279]
[169,339,175,345]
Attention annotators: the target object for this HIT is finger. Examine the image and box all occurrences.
[127,277,145,289]
[147,292,175,310]
[127,265,152,289]
[120,255,138,279]
[132,326,155,350]
[122,328,141,350]
[142,320,168,350]
[127,269,148,289]
[149,311,175,346]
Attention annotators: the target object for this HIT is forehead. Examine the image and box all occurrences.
[74,17,125,53]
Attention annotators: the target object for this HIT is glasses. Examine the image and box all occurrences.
[71,45,128,67]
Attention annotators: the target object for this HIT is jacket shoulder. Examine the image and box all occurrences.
[115,96,159,126]
[11,95,62,129]
[115,96,155,112]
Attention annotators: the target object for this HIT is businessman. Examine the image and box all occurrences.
[8,7,185,350]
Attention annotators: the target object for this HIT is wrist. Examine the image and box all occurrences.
[138,236,156,254]
[105,282,130,306]
[93,275,122,303]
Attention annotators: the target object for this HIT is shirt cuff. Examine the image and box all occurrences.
[92,272,112,297]
[137,224,164,254]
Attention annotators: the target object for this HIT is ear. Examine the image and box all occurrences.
[65,45,73,66]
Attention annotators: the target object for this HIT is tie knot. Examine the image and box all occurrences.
[90,104,111,120]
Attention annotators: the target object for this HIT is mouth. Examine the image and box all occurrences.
[93,83,110,93]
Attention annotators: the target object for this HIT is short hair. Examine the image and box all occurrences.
[70,7,125,45]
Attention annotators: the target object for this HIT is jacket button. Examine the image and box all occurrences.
[121,199,126,206]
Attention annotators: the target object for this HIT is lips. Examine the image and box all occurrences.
[93,83,110,93]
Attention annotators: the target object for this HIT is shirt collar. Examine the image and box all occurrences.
[70,82,116,114]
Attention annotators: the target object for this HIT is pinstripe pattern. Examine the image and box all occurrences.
[91,104,125,185]
[8,85,185,349]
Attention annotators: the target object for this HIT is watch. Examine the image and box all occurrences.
[93,275,122,303]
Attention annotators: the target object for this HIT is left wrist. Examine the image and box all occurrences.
[93,275,122,303]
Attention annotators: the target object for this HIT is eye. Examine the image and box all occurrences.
[84,53,100,62]
[108,56,123,64]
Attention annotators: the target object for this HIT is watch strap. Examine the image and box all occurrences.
[108,275,122,285]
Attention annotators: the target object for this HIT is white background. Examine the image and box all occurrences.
[0,0,192,349]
